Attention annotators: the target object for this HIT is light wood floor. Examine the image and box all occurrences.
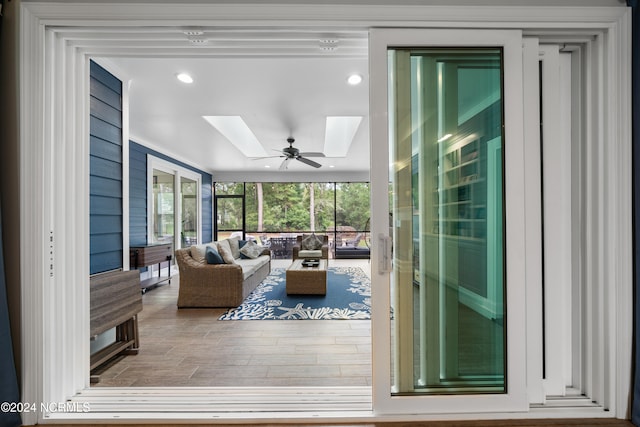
[92,259,372,387]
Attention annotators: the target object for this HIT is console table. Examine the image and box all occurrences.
[130,243,173,292]
[90,269,142,382]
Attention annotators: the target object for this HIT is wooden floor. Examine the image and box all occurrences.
[92,259,372,387]
[86,259,634,426]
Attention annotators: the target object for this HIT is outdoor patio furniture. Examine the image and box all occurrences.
[267,237,297,259]
[292,234,329,260]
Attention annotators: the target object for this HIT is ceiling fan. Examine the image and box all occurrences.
[258,137,325,170]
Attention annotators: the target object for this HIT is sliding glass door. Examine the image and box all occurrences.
[151,169,175,245]
[388,47,505,393]
[369,28,528,414]
[148,156,202,250]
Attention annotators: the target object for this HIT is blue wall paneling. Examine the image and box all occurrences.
[89,60,123,275]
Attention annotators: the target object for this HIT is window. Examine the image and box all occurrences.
[215,182,371,258]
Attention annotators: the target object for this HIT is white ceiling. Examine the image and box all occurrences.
[98,34,370,180]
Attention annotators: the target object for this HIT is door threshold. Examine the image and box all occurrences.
[52,386,373,422]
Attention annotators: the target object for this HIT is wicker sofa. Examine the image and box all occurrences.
[174,239,271,308]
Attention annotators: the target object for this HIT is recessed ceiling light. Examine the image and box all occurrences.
[264,165,271,168]
[347,74,363,85]
[176,73,194,84]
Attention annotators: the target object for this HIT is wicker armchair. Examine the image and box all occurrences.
[292,234,329,260]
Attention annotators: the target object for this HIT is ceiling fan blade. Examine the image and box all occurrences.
[278,158,290,170]
[298,152,325,158]
[296,156,322,168]
[251,155,284,160]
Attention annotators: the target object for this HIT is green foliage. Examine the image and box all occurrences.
[215,182,371,234]
[214,182,244,195]
[336,183,370,229]
[311,183,335,231]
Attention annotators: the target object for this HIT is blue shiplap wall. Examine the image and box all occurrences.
[129,141,213,246]
[90,61,123,274]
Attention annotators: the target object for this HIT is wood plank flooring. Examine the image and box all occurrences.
[91,259,372,387]
[86,259,634,426]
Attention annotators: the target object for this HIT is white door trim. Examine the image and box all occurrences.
[19,2,632,424]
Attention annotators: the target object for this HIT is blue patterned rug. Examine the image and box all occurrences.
[218,267,371,320]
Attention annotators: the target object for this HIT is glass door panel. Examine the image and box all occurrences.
[389,48,505,394]
[152,169,175,244]
[369,28,528,414]
[180,176,199,247]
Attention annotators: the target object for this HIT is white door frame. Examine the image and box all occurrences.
[369,27,529,415]
[147,155,203,250]
[19,3,632,424]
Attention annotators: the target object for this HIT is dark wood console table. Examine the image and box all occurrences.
[90,269,142,382]
[130,243,173,292]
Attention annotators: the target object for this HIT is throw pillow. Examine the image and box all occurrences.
[301,234,323,251]
[205,245,225,264]
[227,237,241,259]
[190,244,208,263]
[239,240,264,259]
[216,239,236,264]
[238,239,251,259]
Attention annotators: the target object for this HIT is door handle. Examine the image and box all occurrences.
[378,233,392,274]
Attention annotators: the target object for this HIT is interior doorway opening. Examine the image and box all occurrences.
[19,3,632,423]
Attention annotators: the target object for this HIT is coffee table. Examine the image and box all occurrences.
[286,259,327,295]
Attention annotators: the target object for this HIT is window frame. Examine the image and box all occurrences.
[147,155,202,250]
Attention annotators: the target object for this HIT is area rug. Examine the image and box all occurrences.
[218,267,371,320]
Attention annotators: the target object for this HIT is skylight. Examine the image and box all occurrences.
[203,116,268,158]
[323,116,363,157]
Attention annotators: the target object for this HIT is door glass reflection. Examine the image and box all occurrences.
[389,48,505,394]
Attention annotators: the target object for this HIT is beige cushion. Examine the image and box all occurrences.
[298,249,322,258]
[227,237,241,259]
[239,240,264,259]
[216,239,236,264]
[190,244,209,263]
[237,255,270,280]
